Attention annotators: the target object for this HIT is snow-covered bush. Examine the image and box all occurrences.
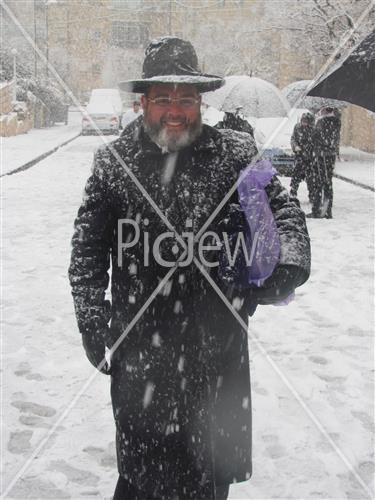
[1,48,68,125]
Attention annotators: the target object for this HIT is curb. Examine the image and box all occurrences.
[3,131,81,177]
[3,133,374,193]
[333,172,374,192]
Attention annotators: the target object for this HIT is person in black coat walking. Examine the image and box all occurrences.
[309,106,340,218]
[69,37,311,500]
[289,112,315,200]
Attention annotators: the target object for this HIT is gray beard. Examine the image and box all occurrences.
[144,117,203,153]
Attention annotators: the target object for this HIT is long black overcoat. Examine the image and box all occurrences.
[69,119,310,498]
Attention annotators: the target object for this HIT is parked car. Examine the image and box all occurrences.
[82,88,123,135]
[261,147,295,176]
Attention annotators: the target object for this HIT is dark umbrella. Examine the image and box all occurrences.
[308,28,375,112]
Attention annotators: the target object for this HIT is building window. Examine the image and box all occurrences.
[92,63,101,75]
[111,21,148,48]
[92,30,101,41]
[111,0,143,9]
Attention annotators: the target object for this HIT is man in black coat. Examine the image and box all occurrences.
[309,106,340,218]
[215,109,255,138]
[289,112,315,200]
[69,37,311,500]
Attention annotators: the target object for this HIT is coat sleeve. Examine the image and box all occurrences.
[68,149,115,345]
[290,124,299,152]
[265,175,311,286]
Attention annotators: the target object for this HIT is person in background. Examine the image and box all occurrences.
[308,106,340,219]
[121,100,143,129]
[215,107,254,137]
[289,112,315,200]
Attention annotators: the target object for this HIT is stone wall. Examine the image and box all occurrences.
[341,105,375,153]
[0,82,33,137]
[0,81,13,115]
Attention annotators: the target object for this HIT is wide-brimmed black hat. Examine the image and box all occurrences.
[119,36,224,94]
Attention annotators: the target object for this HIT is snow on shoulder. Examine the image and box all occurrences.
[216,126,258,160]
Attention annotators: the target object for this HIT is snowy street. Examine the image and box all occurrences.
[2,110,82,175]
[2,135,374,499]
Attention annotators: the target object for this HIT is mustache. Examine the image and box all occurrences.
[143,114,202,153]
[161,116,188,125]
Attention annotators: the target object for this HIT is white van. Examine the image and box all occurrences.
[82,88,123,135]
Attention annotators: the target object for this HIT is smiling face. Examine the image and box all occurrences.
[141,83,202,152]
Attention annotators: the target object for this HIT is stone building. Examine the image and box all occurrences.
[2,0,374,151]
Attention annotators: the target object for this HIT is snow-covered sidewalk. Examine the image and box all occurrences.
[335,161,374,189]
[334,147,374,189]
[1,110,82,176]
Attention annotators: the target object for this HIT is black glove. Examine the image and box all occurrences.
[252,264,302,305]
[78,300,112,374]
[82,329,111,374]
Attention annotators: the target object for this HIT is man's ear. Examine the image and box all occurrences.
[141,95,147,111]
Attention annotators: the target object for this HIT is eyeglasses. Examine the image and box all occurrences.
[147,97,200,108]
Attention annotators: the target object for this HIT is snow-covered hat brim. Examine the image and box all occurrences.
[119,74,224,94]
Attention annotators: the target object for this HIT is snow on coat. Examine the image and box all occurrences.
[69,117,310,498]
[291,122,315,159]
[215,112,254,137]
[314,114,341,155]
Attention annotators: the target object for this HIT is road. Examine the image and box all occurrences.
[3,135,374,499]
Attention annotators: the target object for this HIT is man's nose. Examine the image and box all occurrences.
[166,104,186,119]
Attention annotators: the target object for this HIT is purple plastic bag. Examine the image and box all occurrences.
[237,159,294,305]
[237,159,280,287]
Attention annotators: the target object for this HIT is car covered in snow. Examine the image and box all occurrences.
[82,88,123,135]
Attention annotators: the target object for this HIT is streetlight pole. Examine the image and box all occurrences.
[11,48,17,101]
[168,0,172,35]
[45,0,49,77]
[33,0,37,78]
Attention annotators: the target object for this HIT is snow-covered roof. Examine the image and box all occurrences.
[87,89,123,114]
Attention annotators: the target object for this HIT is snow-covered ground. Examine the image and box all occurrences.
[2,134,374,499]
[335,155,375,187]
[232,177,374,499]
[1,110,82,175]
